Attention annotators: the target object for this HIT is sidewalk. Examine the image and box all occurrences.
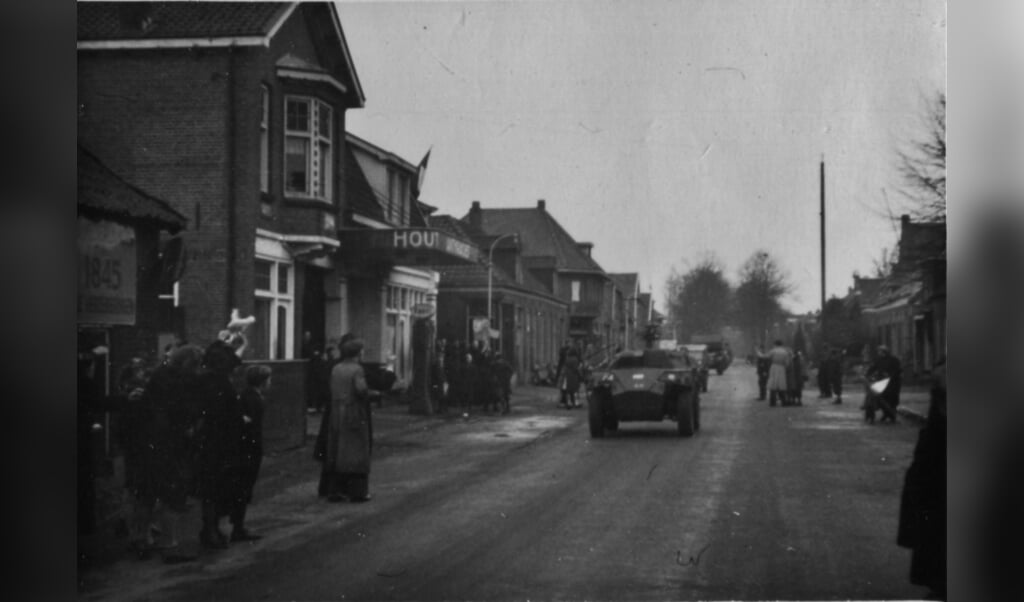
[78,383,563,584]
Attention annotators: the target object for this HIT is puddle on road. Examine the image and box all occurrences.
[459,415,574,442]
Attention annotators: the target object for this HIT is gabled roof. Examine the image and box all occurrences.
[346,132,418,174]
[343,144,387,223]
[608,273,639,296]
[462,204,606,274]
[428,215,474,241]
[78,2,365,105]
[430,214,553,295]
[78,2,294,43]
[78,145,187,232]
[896,216,946,272]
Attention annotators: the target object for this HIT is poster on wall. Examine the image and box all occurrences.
[78,216,137,325]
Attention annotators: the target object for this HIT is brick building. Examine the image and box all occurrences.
[427,215,567,378]
[461,199,618,363]
[78,2,365,362]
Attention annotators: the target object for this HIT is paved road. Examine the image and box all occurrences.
[88,365,929,601]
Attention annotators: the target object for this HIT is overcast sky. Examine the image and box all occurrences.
[337,0,946,315]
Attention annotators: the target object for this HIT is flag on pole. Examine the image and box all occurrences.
[416,147,431,194]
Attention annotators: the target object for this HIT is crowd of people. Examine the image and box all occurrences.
[78,334,270,565]
[753,341,905,423]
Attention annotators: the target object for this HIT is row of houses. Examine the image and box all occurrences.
[77,2,660,409]
[838,214,946,376]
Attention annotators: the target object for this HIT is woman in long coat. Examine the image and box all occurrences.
[322,337,373,502]
[766,340,791,407]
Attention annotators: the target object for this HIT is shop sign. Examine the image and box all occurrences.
[411,303,435,319]
[78,217,136,325]
[393,229,475,261]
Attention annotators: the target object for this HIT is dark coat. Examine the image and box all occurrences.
[897,374,946,595]
[141,363,202,509]
[227,386,265,506]
[194,370,244,511]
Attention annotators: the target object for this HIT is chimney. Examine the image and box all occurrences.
[537,199,546,211]
[468,200,482,230]
[900,214,911,228]
[576,242,593,257]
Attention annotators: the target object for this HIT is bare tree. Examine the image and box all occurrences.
[734,250,794,347]
[894,91,946,223]
[871,246,898,278]
[665,253,732,343]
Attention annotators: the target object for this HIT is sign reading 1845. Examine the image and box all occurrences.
[78,217,137,325]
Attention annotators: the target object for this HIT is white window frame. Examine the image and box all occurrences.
[254,255,295,360]
[283,95,333,201]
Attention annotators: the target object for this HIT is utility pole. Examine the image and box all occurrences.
[820,155,826,335]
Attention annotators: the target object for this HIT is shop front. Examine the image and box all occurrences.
[338,227,481,402]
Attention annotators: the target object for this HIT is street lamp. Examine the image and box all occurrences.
[487,233,518,327]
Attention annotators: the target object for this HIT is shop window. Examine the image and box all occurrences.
[284,95,333,200]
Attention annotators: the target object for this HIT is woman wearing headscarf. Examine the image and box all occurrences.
[322,336,374,502]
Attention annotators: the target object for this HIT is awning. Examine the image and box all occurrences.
[339,228,481,266]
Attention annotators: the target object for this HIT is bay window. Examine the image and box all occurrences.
[284,95,333,200]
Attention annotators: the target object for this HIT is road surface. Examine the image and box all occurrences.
[89,364,928,601]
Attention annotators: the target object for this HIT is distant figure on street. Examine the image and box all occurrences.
[867,345,902,423]
[560,347,582,409]
[787,350,806,406]
[755,346,771,401]
[491,351,514,415]
[766,340,791,407]
[822,348,844,404]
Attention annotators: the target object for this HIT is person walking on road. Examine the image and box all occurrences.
[560,347,582,409]
[821,347,844,404]
[323,337,374,503]
[766,340,791,407]
[755,346,771,401]
[787,350,806,406]
[491,351,514,415]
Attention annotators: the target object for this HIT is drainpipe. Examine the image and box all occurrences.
[226,46,237,313]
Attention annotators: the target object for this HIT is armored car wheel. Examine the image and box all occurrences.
[589,395,606,438]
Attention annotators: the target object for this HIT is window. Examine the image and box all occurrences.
[386,170,410,225]
[571,280,581,302]
[253,258,294,359]
[284,96,333,200]
[260,86,269,193]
